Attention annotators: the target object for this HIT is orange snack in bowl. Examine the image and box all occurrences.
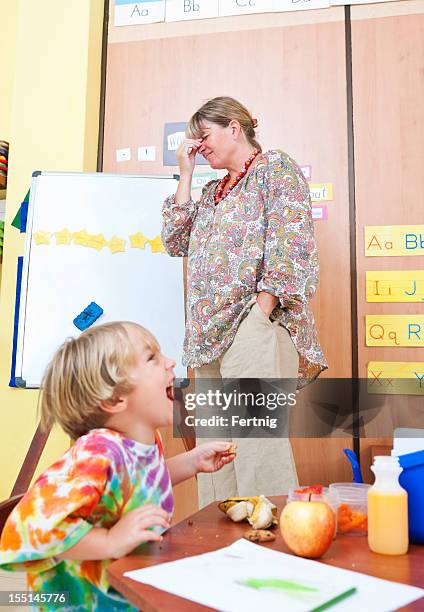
[337,503,367,534]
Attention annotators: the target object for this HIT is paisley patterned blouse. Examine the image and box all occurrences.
[0,429,173,611]
[162,149,327,387]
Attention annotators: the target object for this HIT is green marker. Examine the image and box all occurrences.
[239,577,357,611]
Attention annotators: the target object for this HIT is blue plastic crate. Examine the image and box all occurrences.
[399,449,424,545]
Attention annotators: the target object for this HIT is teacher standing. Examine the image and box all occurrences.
[162,97,327,507]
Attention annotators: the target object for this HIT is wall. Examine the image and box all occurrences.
[0,3,18,143]
[0,0,104,500]
[0,3,18,232]
[104,6,354,506]
[352,1,424,478]
[104,0,424,497]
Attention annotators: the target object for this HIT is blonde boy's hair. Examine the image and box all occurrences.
[39,321,159,440]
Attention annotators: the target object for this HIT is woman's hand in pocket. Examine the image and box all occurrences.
[256,291,279,317]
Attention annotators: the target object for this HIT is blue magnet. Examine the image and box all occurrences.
[73,302,104,331]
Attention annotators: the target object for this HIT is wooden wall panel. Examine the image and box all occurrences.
[352,4,424,482]
[104,11,352,515]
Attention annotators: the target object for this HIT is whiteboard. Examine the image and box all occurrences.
[14,172,186,387]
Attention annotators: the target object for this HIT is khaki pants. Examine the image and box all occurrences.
[195,303,300,507]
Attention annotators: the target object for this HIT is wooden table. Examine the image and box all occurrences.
[108,497,424,611]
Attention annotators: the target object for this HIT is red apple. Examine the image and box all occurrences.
[280,501,335,559]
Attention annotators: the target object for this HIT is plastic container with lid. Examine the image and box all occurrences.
[329,482,370,536]
[288,486,340,538]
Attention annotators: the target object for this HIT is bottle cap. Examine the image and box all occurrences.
[372,456,403,475]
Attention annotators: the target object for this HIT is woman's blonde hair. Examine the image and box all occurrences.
[39,321,159,440]
[187,96,261,152]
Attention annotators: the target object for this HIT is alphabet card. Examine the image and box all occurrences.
[114,0,166,26]
[365,225,424,257]
[165,0,219,21]
[366,315,424,347]
[273,0,329,11]
[218,0,274,17]
[366,271,424,302]
[368,362,424,396]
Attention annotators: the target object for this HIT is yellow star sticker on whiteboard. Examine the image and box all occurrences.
[129,232,149,249]
[55,228,73,245]
[87,233,107,251]
[73,229,90,247]
[33,231,51,245]
[148,236,166,253]
[108,236,126,254]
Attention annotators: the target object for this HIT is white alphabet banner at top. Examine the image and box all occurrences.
[114,0,166,26]
[114,0,405,26]
[218,0,274,17]
[166,0,219,21]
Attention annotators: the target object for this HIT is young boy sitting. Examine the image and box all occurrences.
[0,322,235,611]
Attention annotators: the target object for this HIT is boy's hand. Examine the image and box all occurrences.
[107,505,171,558]
[192,442,237,474]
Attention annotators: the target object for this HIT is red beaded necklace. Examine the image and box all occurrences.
[214,149,259,204]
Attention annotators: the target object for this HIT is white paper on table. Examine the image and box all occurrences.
[124,539,424,612]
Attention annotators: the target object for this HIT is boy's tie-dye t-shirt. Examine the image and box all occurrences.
[0,428,174,611]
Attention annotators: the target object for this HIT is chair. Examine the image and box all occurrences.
[0,425,50,536]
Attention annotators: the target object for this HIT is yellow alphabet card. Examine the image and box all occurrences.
[366,315,424,347]
[365,225,424,257]
[366,271,424,302]
[368,361,424,395]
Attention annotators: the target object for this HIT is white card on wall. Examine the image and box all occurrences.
[330,0,397,5]
[116,148,131,162]
[114,1,166,26]
[300,165,312,180]
[138,146,156,161]
[166,0,219,21]
[219,0,274,17]
[167,131,186,152]
[273,0,329,11]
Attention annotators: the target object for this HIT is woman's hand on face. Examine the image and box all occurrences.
[176,139,203,177]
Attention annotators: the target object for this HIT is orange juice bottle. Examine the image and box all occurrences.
[368,456,408,555]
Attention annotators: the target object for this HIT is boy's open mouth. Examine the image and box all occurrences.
[166,384,174,401]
